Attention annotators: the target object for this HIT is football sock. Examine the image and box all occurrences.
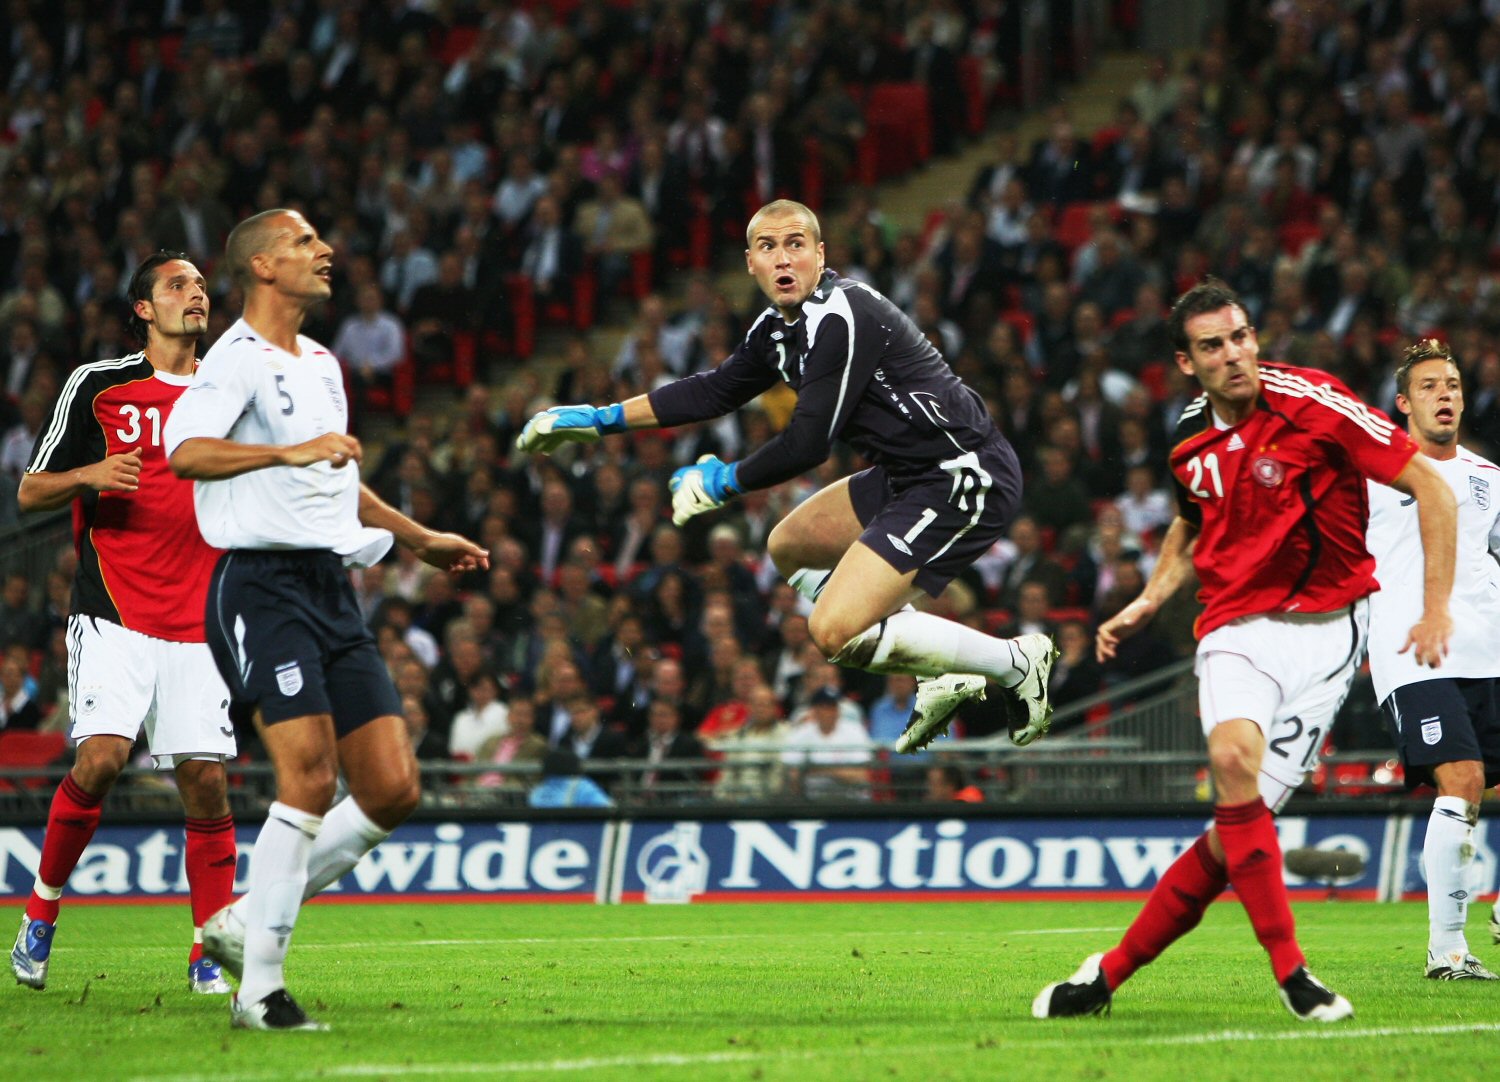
[238,802,321,1005]
[1215,798,1304,983]
[184,813,237,963]
[302,797,390,899]
[27,774,105,924]
[787,568,832,602]
[1101,833,1228,990]
[832,610,1026,684]
[1424,796,1478,956]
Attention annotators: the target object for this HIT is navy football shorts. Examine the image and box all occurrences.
[206,549,402,736]
[848,436,1022,597]
[1381,677,1500,790]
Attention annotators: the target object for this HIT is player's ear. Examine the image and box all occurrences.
[817,241,825,273]
[1173,349,1194,377]
[133,298,154,327]
[745,248,753,275]
[1395,393,1412,418]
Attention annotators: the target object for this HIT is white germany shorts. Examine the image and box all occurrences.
[68,614,236,769]
[1194,601,1368,810]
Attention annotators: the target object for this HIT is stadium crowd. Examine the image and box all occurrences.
[3,0,1500,800]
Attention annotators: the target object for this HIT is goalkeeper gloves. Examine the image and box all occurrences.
[514,403,628,454]
[669,455,741,526]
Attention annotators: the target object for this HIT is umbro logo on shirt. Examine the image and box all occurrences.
[886,533,913,556]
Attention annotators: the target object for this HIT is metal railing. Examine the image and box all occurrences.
[0,509,71,599]
[0,655,1421,822]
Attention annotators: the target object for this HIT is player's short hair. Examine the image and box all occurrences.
[225,208,295,291]
[1167,276,1247,354]
[1395,338,1458,398]
[126,249,191,344]
[746,199,822,247]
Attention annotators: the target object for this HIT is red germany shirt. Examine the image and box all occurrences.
[27,354,221,643]
[1170,362,1418,638]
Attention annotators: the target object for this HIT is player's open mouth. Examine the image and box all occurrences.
[1435,407,1454,423]
[185,307,205,317]
[775,274,796,290]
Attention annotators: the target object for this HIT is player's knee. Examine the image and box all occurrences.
[767,519,800,577]
[175,760,230,818]
[809,610,872,665]
[368,774,421,829]
[71,738,128,795]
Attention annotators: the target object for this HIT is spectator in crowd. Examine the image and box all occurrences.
[866,673,920,746]
[1049,619,1104,717]
[713,683,791,800]
[782,684,873,801]
[528,747,613,809]
[0,651,40,731]
[573,170,653,309]
[925,763,984,802]
[475,698,548,789]
[333,283,406,401]
[632,697,707,802]
[448,672,510,761]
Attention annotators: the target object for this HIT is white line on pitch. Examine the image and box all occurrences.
[104,926,1126,954]
[130,1023,1500,1082]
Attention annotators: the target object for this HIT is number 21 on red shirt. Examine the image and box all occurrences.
[1185,452,1223,499]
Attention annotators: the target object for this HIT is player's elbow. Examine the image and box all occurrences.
[15,477,42,514]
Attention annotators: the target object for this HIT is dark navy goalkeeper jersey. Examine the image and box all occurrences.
[649,269,1004,490]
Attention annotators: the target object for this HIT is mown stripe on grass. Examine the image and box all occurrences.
[132,1023,1500,1081]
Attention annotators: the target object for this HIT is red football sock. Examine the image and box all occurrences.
[1101,833,1228,990]
[1215,797,1305,983]
[184,814,237,961]
[27,774,105,924]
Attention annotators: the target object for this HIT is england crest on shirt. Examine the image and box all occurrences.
[1469,475,1490,511]
[275,661,304,696]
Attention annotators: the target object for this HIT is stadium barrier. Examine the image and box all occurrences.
[0,808,1485,905]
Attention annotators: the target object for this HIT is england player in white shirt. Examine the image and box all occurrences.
[164,209,488,1030]
[1366,339,1500,981]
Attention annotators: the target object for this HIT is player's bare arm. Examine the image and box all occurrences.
[1096,516,1199,663]
[169,432,361,479]
[18,448,145,511]
[1388,452,1457,666]
[357,484,490,574]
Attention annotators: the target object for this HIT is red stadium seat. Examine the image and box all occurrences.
[1278,220,1322,258]
[957,56,986,135]
[0,730,68,791]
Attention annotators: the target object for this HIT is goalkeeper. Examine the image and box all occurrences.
[517,199,1055,751]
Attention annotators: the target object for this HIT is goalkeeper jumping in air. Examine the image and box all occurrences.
[516,199,1055,750]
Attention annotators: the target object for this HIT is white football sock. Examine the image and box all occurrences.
[238,801,321,1005]
[787,568,832,602]
[302,797,390,899]
[1424,796,1477,957]
[835,610,1026,684]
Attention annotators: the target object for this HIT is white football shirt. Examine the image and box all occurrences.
[163,318,392,565]
[1365,448,1500,702]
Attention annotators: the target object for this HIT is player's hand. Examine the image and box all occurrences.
[515,403,627,455]
[669,455,741,526]
[1399,608,1453,668]
[1096,595,1159,663]
[83,448,143,492]
[283,433,362,469]
[413,530,490,574]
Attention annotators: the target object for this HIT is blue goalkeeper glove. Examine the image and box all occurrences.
[514,403,628,454]
[669,455,741,526]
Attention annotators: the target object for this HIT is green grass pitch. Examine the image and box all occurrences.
[2,900,1496,1080]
